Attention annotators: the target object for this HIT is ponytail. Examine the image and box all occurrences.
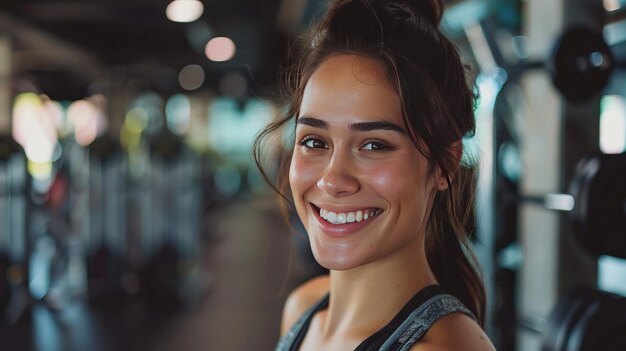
[427,165,486,326]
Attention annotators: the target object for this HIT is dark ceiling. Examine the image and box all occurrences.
[0,0,315,100]
[2,0,625,101]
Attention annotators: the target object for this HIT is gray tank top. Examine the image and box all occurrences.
[276,285,475,351]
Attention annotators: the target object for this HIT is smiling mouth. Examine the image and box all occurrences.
[312,204,383,225]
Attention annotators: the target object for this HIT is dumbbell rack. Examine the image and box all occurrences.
[462,0,626,350]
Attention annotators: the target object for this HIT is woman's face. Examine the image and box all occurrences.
[289,54,445,270]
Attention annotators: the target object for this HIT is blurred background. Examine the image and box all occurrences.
[0,0,625,350]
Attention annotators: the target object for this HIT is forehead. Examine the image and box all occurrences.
[300,54,402,124]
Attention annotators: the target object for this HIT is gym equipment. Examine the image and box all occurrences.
[548,26,615,103]
[73,135,129,301]
[0,135,30,324]
[475,22,620,103]
[542,287,626,351]
[569,152,626,258]
[141,130,202,302]
[489,22,622,255]
[472,15,624,351]
[498,151,626,258]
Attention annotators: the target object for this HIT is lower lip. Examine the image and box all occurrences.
[312,205,381,237]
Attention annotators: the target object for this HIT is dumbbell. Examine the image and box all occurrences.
[504,152,626,258]
[495,24,619,103]
[542,286,626,351]
[569,152,626,258]
[548,25,616,103]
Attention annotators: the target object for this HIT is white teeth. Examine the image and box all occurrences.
[346,212,356,223]
[337,213,346,224]
[327,211,337,223]
[318,207,380,224]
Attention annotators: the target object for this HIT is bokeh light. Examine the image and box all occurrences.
[600,95,626,154]
[67,98,106,147]
[12,93,62,180]
[166,94,191,135]
[166,0,204,23]
[178,64,205,90]
[12,93,57,163]
[603,0,622,12]
[205,37,236,62]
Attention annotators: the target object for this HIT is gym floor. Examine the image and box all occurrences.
[1,195,318,351]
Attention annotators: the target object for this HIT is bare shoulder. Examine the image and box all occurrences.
[280,275,330,336]
[410,312,496,351]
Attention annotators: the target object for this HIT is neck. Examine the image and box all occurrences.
[321,239,437,339]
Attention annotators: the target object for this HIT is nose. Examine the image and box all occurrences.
[316,151,360,197]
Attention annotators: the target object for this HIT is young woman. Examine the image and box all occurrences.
[255,0,496,349]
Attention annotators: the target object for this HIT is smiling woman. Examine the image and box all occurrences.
[254,0,495,350]
[290,55,440,273]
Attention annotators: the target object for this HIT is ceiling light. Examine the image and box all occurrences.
[166,0,204,23]
[603,0,622,11]
[205,37,236,62]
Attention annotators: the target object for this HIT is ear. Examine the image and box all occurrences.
[436,174,449,191]
[435,141,463,191]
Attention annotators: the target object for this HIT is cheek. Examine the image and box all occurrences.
[369,166,394,190]
[289,154,318,197]
[368,162,422,198]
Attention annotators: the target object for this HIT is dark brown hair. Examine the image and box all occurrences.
[254,0,486,325]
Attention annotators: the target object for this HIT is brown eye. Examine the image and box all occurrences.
[300,137,327,149]
[361,141,390,152]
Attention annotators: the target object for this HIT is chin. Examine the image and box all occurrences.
[311,246,365,271]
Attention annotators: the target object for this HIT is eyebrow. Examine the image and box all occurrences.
[297,116,406,134]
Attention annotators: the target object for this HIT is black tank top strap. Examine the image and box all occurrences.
[275,285,475,351]
[275,293,330,351]
[357,287,475,350]
[355,285,446,350]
